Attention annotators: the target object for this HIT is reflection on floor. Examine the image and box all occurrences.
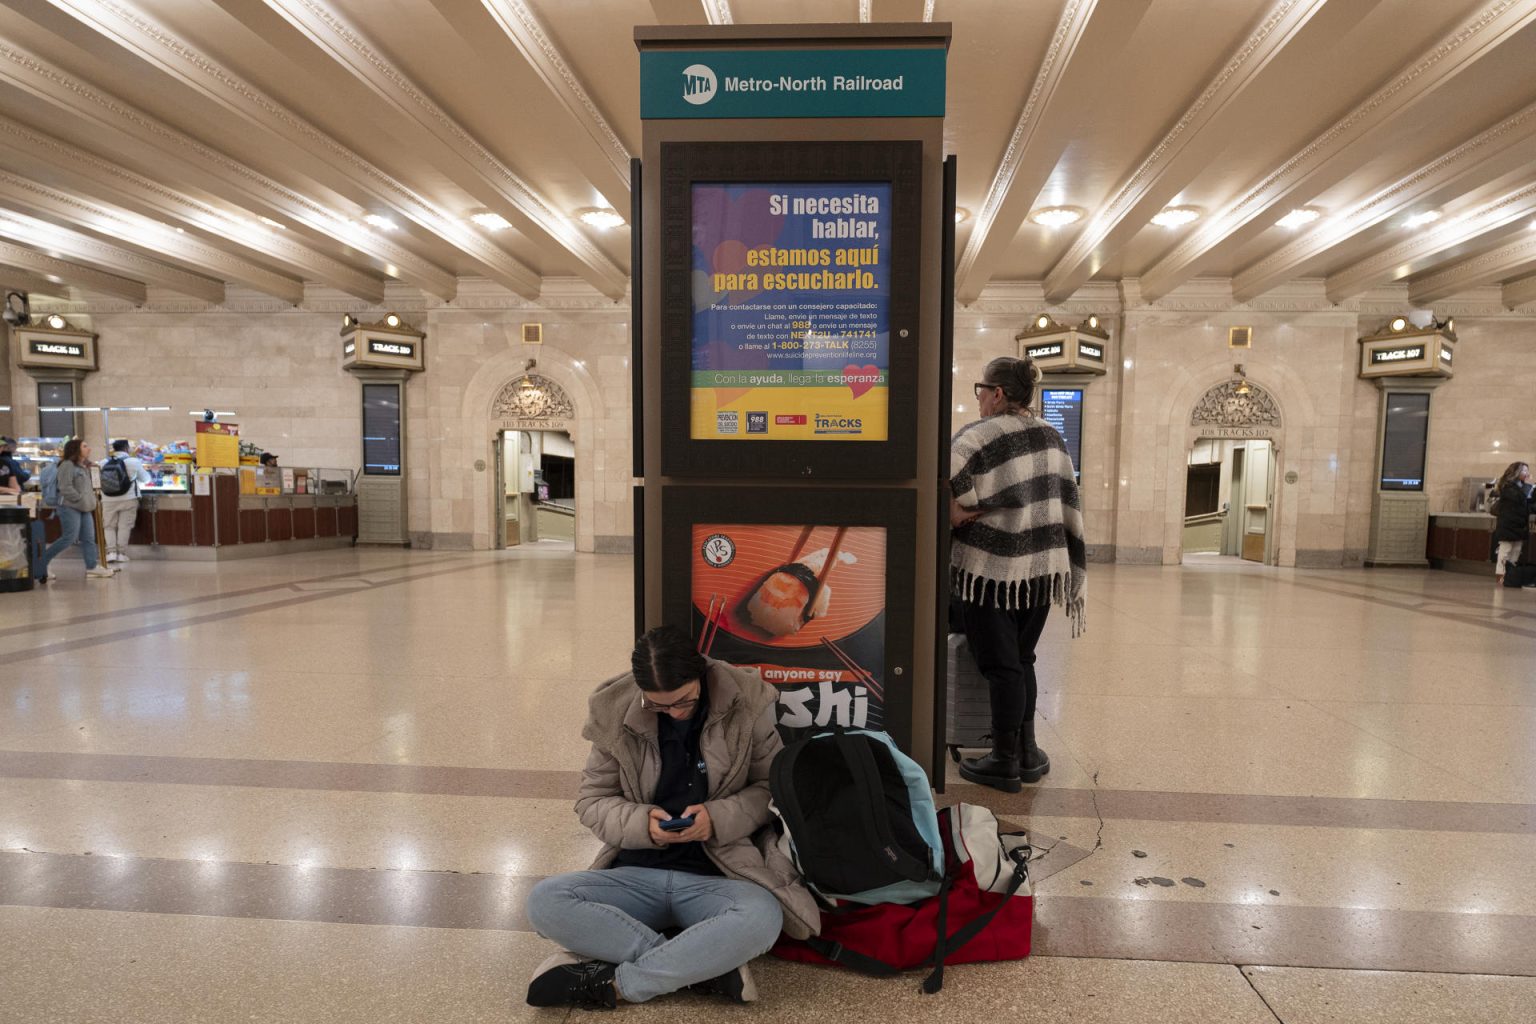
[2,548,1533,1021]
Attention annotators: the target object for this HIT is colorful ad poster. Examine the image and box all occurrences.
[690,182,892,442]
[691,523,887,730]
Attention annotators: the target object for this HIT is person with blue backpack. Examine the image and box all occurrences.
[523,625,818,1010]
[37,438,114,583]
[100,439,149,564]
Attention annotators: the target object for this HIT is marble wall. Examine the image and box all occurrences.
[8,279,1529,563]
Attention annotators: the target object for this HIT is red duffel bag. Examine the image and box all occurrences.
[771,803,1033,993]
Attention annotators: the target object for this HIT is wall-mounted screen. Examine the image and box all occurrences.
[691,523,887,731]
[362,383,401,476]
[662,485,916,749]
[691,182,891,443]
[1039,388,1083,479]
[1380,392,1429,491]
[660,141,921,479]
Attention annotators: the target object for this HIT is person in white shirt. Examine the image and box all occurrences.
[100,439,150,564]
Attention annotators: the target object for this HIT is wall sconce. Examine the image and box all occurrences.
[1233,364,1252,396]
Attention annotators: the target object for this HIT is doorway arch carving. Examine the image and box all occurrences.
[1189,379,1282,429]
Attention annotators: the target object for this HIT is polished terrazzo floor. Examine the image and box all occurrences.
[1,545,1533,1022]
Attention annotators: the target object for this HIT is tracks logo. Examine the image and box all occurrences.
[682,64,717,105]
[813,414,863,435]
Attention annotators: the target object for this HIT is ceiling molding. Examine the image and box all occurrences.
[0,240,148,304]
[0,40,455,299]
[0,266,62,296]
[1324,182,1536,301]
[955,0,1151,303]
[1042,0,1331,304]
[1232,98,1536,302]
[474,0,632,187]
[42,0,542,297]
[0,168,305,304]
[1141,0,1536,302]
[1410,233,1536,305]
[0,114,385,303]
[704,0,734,25]
[265,0,627,298]
[0,208,224,303]
[1502,272,1536,309]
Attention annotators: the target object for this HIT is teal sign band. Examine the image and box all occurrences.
[641,49,946,119]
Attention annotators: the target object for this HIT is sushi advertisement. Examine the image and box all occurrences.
[689,182,892,443]
[691,523,887,731]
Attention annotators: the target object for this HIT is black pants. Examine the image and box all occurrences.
[960,589,1052,740]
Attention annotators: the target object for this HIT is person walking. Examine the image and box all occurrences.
[99,439,149,563]
[1492,461,1532,585]
[38,439,114,583]
[950,355,1086,792]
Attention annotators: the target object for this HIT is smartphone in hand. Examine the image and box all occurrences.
[658,815,695,832]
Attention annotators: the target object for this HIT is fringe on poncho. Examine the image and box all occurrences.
[950,412,1086,637]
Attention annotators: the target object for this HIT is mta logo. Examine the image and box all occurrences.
[682,64,717,105]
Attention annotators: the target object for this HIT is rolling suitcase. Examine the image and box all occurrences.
[945,633,992,761]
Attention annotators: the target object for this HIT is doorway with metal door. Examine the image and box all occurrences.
[1181,438,1278,565]
[493,428,576,549]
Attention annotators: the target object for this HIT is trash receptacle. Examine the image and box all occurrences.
[0,506,35,592]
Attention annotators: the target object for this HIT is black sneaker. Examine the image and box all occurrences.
[526,951,617,1010]
[687,962,758,1003]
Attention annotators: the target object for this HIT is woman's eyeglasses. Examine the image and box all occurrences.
[973,382,1002,398]
[640,692,700,714]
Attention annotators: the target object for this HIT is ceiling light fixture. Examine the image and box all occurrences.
[257,216,287,230]
[954,207,971,224]
[470,211,512,231]
[576,208,626,229]
[364,214,398,231]
[1029,206,1083,228]
[1276,208,1321,229]
[1151,206,1200,228]
[1404,210,1442,228]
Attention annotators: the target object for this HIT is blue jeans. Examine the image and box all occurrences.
[40,507,100,576]
[525,867,784,1003]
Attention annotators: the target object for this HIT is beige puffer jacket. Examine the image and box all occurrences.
[575,658,820,939]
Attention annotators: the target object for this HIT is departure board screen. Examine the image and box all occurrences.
[1040,388,1083,479]
[362,383,401,476]
[1380,392,1429,491]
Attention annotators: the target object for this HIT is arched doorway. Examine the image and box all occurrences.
[1179,379,1284,566]
[490,372,577,549]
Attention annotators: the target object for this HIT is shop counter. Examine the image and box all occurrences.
[1427,512,1535,575]
[128,470,357,560]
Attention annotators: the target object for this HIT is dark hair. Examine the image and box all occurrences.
[1496,461,1529,492]
[112,439,130,452]
[631,625,707,693]
[982,355,1039,409]
[61,438,85,465]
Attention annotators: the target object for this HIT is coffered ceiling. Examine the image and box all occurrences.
[1,0,1535,312]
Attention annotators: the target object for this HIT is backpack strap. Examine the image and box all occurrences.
[832,732,936,884]
[920,846,1030,994]
[803,937,901,977]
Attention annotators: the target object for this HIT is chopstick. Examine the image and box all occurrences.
[697,593,724,655]
[787,524,815,564]
[801,525,847,623]
[820,635,883,702]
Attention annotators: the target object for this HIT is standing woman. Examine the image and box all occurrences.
[1492,461,1532,585]
[950,355,1086,792]
[38,439,115,583]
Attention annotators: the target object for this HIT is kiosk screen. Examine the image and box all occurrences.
[1380,392,1429,491]
[362,383,401,476]
[1040,388,1083,480]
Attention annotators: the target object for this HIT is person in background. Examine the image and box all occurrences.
[259,452,279,468]
[100,439,150,564]
[0,436,28,494]
[1492,461,1532,585]
[523,625,817,1010]
[950,355,1086,793]
[38,438,114,583]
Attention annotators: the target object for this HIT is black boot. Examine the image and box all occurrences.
[1018,719,1050,783]
[959,729,1021,793]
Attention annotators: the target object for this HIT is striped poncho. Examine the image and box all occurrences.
[950,412,1086,635]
